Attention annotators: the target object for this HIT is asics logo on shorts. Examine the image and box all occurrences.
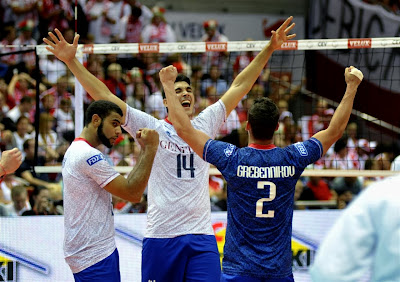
[86,154,105,166]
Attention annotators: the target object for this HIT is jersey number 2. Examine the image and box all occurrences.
[256,181,276,218]
[177,154,195,178]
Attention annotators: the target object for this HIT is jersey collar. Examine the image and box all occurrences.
[164,117,172,125]
[248,143,276,150]
[74,137,94,147]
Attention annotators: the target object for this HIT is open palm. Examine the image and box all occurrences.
[43,29,80,64]
[269,16,296,50]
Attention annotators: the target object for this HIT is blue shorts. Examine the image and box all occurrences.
[73,248,120,282]
[142,234,221,282]
[221,273,294,282]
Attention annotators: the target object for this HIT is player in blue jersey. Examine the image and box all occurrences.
[44,16,296,282]
[160,65,363,281]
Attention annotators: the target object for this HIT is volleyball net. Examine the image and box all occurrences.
[2,37,400,178]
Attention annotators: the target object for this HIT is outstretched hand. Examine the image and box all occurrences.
[269,16,296,50]
[159,65,178,85]
[43,29,80,64]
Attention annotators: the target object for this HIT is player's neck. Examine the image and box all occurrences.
[248,137,274,146]
[79,128,100,148]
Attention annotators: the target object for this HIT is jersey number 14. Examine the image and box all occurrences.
[177,153,195,178]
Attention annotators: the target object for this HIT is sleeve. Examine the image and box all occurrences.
[286,138,323,169]
[122,104,159,139]
[80,150,120,188]
[309,188,376,282]
[203,139,237,177]
[193,100,226,138]
[141,25,150,43]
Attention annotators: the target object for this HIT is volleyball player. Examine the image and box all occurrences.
[62,100,158,281]
[44,16,295,281]
[309,174,400,282]
[160,65,362,281]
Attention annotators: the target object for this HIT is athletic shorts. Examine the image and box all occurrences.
[73,248,120,282]
[142,234,221,282]
[221,273,294,282]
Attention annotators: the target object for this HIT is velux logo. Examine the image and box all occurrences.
[348,39,371,49]
[206,42,227,52]
[139,43,159,53]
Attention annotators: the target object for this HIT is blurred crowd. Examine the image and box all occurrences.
[1,0,399,216]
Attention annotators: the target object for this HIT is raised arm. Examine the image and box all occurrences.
[221,16,296,115]
[104,128,159,202]
[313,67,363,155]
[160,66,210,158]
[43,29,127,122]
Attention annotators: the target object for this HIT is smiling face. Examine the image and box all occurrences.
[164,81,195,118]
[97,112,122,148]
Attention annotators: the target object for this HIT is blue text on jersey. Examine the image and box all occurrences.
[86,154,105,166]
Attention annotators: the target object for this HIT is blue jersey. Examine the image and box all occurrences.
[204,138,322,279]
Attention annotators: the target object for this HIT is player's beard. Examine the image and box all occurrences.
[97,121,112,148]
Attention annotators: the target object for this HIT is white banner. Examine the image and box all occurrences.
[165,12,305,42]
[308,0,400,92]
[0,211,346,282]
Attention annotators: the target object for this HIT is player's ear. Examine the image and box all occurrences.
[275,122,279,131]
[163,98,168,108]
[91,114,102,127]
[245,121,250,131]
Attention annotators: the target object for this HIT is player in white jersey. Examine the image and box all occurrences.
[161,64,363,281]
[309,174,400,282]
[62,100,158,282]
[44,16,295,281]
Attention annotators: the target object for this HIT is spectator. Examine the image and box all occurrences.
[201,64,228,98]
[85,0,114,44]
[22,186,62,215]
[305,176,336,201]
[0,25,18,74]
[37,112,68,162]
[9,116,34,156]
[6,95,34,124]
[15,139,63,198]
[2,185,31,216]
[105,63,127,101]
[200,19,229,72]
[141,6,176,43]
[13,19,37,72]
[39,54,67,86]
[325,137,355,169]
[331,176,363,201]
[54,98,74,140]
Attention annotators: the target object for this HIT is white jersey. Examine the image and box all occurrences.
[123,100,226,238]
[62,139,119,273]
[309,175,400,282]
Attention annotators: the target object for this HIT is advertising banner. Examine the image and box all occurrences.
[1,211,341,281]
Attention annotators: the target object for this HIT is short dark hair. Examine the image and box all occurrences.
[20,96,33,104]
[248,97,279,140]
[84,100,123,126]
[23,138,34,151]
[162,74,191,98]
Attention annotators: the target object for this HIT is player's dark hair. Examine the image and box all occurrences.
[84,100,123,126]
[162,73,191,98]
[248,97,279,140]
